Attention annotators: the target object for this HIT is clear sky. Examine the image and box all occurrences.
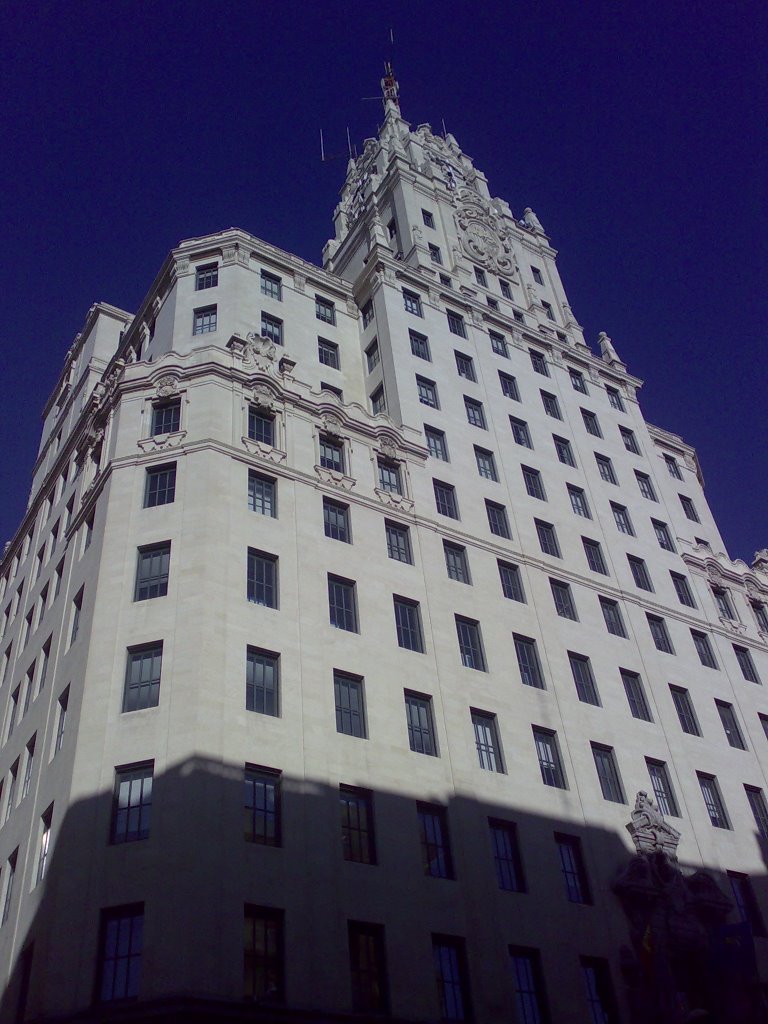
[0,1,765,561]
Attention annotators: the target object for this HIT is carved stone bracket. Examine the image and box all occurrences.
[314,466,355,491]
[242,438,286,463]
[293,273,306,293]
[374,488,414,512]
[138,431,187,453]
[718,616,747,635]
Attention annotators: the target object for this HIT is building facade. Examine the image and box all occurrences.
[1,73,768,1023]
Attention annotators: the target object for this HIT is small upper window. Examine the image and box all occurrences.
[582,409,602,438]
[422,209,435,228]
[410,330,431,360]
[428,244,442,265]
[315,296,336,325]
[569,369,588,394]
[474,267,488,288]
[664,454,683,480]
[377,459,402,495]
[447,310,467,338]
[529,349,548,376]
[490,331,508,358]
[606,386,624,411]
[261,311,283,346]
[318,338,340,369]
[365,340,380,372]
[465,397,486,429]
[680,495,700,523]
[361,301,374,327]
[620,427,640,454]
[192,306,217,335]
[248,408,275,446]
[542,301,555,322]
[195,263,218,290]
[403,290,423,317]
[370,386,386,416]
[260,271,282,300]
[455,352,476,381]
[531,267,544,285]
[499,279,512,299]
[151,400,180,437]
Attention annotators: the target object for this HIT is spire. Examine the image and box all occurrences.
[381,61,400,114]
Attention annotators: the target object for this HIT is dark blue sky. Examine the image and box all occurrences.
[1,1,765,561]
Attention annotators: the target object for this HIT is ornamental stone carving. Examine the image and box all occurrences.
[293,273,306,293]
[314,466,355,491]
[626,791,681,859]
[520,207,544,233]
[753,549,768,575]
[374,488,414,512]
[321,413,344,437]
[138,431,186,453]
[250,383,281,413]
[243,333,279,372]
[154,375,179,398]
[454,188,516,276]
[377,436,398,460]
[242,438,286,463]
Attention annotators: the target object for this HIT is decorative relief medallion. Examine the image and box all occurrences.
[250,383,281,414]
[154,375,179,398]
[321,413,344,437]
[455,188,516,276]
[377,436,397,460]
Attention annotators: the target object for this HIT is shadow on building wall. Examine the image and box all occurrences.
[1,757,766,1024]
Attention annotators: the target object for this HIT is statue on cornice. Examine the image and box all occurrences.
[753,549,768,574]
[598,331,624,367]
[521,207,544,233]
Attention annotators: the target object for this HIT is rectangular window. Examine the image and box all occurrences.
[570,368,588,394]
[621,669,652,722]
[444,542,470,584]
[370,385,386,415]
[405,692,437,756]
[592,744,625,803]
[680,494,700,522]
[456,617,486,670]
[581,957,618,1024]
[429,243,442,264]
[671,572,696,607]
[134,543,171,601]
[151,400,180,436]
[21,736,35,799]
[647,614,674,653]
[319,435,345,473]
[728,872,766,937]
[447,310,467,338]
[670,686,700,735]
[474,267,487,287]
[569,653,599,705]
[111,763,153,844]
[611,503,634,535]
[432,936,470,1020]
[489,819,525,891]
[556,833,591,904]
[425,426,449,461]
[335,672,366,738]
[422,209,435,228]
[385,521,412,563]
[618,426,639,454]
[244,767,281,846]
[499,279,512,299]
[455,352,475,380]
[541,391,561,419]
[315,296,335,324]
[535,520,561,558]
[581,410,602,437]
[653,519,675,551]
[192,305,217,335]
[434,480,459,519]
[510,416,532,447]
[246,648,279,716]
[627,555,653,591]
[37,804,53,884]
[394,597,424,652]
[498,373,519,403]
[144,463,176,507]
[244,906,284,1002]
[745,786,768,840]
[247,549,278,608]
[417,376,439,408]
[499,560,525,602]
[529,349,548,376]
[248,407,275,445]
[340,788,376,864]
[96,904,144,1002]
[320,381,342,400]
[410,329,431,360]
[698,773,730,828]
[323,498,350,542]
[318,337,340,369]
[583,538,608,575]
[734,645,760,683]
[472,711,503,771]
[595,453,617,484]
[464,397,486,428]
[712,587,736,620]
[647,760,679,817]
[515,635,545,689]
[665,454,683,479]
[260,270,282,300]
[328,575,358,632]
[509,947,549,1024]
[551,580,578,621]
[418,804,454,878]
[716,700,746,749]
[348,922,388,1013]
[260,311,283,345]
[490,332,509,358]
[692,630,718,668]
[195,263,218,290]
[568,485,591,518]
[377,458,402,494]
[471,447,495,481]
[554,436,576,467]
[365,339,380,371]
[600,598,627,638]
[486,500,511,538]
[123,644,162,713]
[54,686,69,754]
[635,471,657,501]
[533,727,566,788]
[522,466,546,500]
[403,289,423,316]
[247,470,276,518]
[606,386,624,411]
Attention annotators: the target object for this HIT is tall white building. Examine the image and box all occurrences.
[1,69,767,1023]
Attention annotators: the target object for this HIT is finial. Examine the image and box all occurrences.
[381,61,400,112]
[598,331,625,368]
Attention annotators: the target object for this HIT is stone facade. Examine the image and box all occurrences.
[0,75,767,1023]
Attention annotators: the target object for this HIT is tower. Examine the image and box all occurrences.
[1,69,767,1024]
